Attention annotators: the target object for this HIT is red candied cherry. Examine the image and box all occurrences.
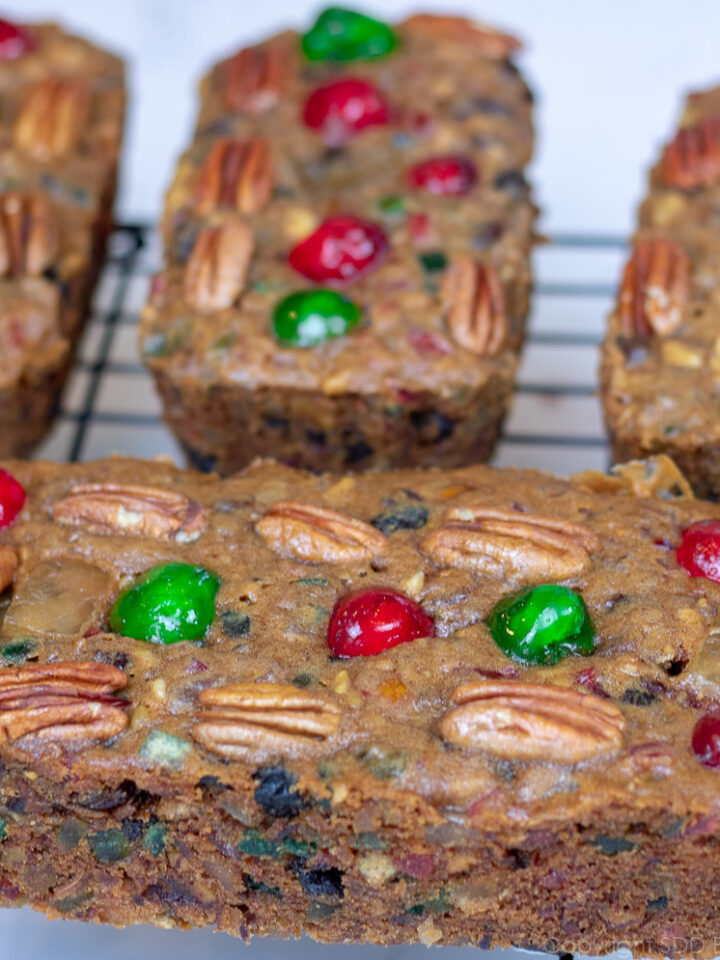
[692,713,720,767]
[328,587,435,658]
[288,215,388,284]
[677,520,720,583]
[408,155,479,196]
[0,469,25,529]
[0,19,34,59]
[303,77,390,144]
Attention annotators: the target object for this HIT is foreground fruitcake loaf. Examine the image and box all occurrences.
[5,454,720,955]
[141,7,535,474]
[0,18,125,458]
[601,84,720,498]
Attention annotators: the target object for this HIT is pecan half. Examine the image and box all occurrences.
[256,501,388,564]
[440,681,625,762]
[0,192,57,277]
[52,483,207,542]
[442,257,507,356]
[14,77,90,159]
[184,220,254,312]
[401,14,521,58]
[0,546,17,594]
[0,662,128,745]
[195,138,273,217]
[660,114,720,190]
[222,39,294,114]
[193,682,341,759]
[618,239,690,339]
[422,505,599,581]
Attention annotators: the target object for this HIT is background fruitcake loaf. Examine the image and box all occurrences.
[601,84,720,498]
[2,453,720,956]
[0,18,125,459]
[141,8,536,475]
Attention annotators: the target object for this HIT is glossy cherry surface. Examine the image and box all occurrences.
[273,289,360,346]
[0,469,25,529]
[288,215,388,284]
[692,713,720,767]
[408,155,478,196]
[328,587,435,657]
[677,520,720,584]
[303,78,390,144]
[0,19,34,59]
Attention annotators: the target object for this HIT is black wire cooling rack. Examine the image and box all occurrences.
[35,224,627,475]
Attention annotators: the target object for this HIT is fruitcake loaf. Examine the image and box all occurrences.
[0,18,125,458]
[4,452,720,956]
[141,7,535,475]
[601,84,720,498]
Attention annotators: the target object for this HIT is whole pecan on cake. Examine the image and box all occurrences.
[52,483,207,542]
[14,77,90,159]
[0,662,129,746]
[0,191,57,277]
[221,37,295,114]
[194,138,273,216]
[0,546,17,593]
[256,501,388,563]
[401,14,521,59]
[184,220,254,312]
[618,238,690,339]
[442,256,507,356]
[193,682,341,759]
[660,114,720,190]
[440,681,625,762]
[422,505,599,580]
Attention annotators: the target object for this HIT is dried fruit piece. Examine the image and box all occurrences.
[328,588,435,657]
[401,14,521,59]
[487,585,595,665]
[0,661,128,745]
[14,77,90,159]
[222,39,294,114]
[184,221,254,312]
[0,469,25,529]
[440,681,625,762]
[288,215,388,284]
[408,156,478,196]
[303,78,390,145]
[273,289,361,347]
[692,712,720,767]
[660,114,720,190]
[0,19,34,58]
[52,483,207,542]
[423,506,598,581]
[0,547,16,595]
[302,8,398,62]
[0,192,57,277]
[617,239,690,339]
[442,256,506,355]
[110,562,220,645]
[257,501,387,563]
[194,138,273,216]
[193,682,341,759]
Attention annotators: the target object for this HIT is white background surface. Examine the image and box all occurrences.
[0,1,712,957]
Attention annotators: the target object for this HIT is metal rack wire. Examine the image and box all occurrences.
[35,224,627,474]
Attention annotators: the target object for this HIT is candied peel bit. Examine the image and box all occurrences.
[194,137,273,216]
[52,483,207,541]
[193,682,341,759]
[256,500,388,564]
[222,38,294,114]
[440,681,625,763]
[401,14,521,59]
[618,238,690,339]
[0,661,128,745]
[442,256,507,356]
[0,191,57,278]
[660,114,720,190]
[184,220,254,312]
[14,77,90,159]
[572,455,693,499]
[422,505,599,581]
[0,545,17,593]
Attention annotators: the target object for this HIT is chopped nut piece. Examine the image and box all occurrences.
[194,138,273,216]
[0,547,16,594]
[660,114,720,190]
[401,14,521,59]
[184,221,254,312]
[0,192,57,277]
[442,256,507,355]
[618,238,690,339]
[257,501,388,564]
[660,339,703,368]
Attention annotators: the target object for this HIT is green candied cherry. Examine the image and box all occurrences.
[110,562,220,644]
[302,7,398,62]
[273,289,360,347]
[487,584,595,666]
